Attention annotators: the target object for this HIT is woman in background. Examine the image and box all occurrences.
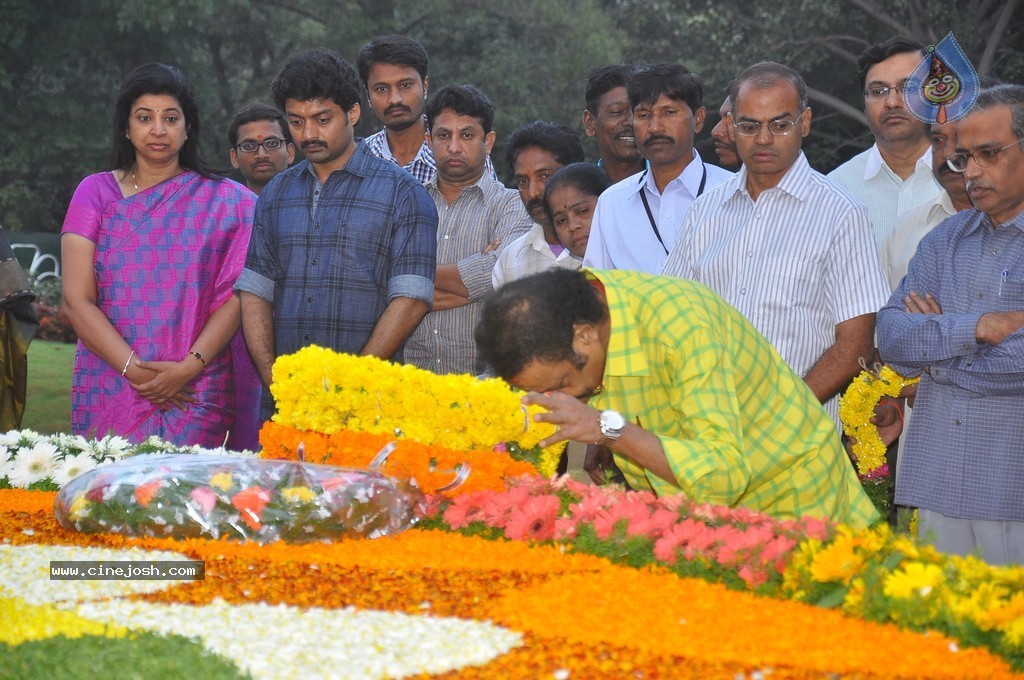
[61,63,258,448]
[543,162,612,260]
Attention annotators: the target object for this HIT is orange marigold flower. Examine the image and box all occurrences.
[231,486,272,531]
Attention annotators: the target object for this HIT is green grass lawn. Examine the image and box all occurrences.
[21,339,74,434]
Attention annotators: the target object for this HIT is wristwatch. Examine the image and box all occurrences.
[597,409,626,447]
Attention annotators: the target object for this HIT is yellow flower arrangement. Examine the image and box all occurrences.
[839,365,919,476]
[270,346,558,454]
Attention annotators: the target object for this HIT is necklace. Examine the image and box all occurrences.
[131,171,139,190]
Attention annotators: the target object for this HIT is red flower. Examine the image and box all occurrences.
[443,491,491,529]
[504,495,560,542]
[231,486,272,531]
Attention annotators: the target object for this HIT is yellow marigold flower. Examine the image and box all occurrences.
[810,529,864,583]
[281,487,317,504]
[209,472,234,492]
[843,577,867,613]
[883,562,944,600]
[1005,617,1024,648]
[268,346,558,454]
[839,366,918,476]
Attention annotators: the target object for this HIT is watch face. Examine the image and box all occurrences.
[601,410,626,432]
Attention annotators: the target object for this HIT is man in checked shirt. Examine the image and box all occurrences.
[878,85,1024,565]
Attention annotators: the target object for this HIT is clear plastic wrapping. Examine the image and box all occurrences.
[54,453,429,543]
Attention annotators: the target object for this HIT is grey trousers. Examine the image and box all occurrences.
[919,509,1024,565]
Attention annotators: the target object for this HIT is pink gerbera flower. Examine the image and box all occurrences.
[504,494,560,542]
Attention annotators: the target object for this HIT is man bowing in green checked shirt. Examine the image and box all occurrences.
[475,268,877,527]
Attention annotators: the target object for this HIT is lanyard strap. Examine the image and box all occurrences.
[638,162,707,254]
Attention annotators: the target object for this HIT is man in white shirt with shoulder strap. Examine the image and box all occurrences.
[584,63,732,274]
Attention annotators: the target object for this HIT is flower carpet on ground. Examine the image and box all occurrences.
[2,484,1023,679]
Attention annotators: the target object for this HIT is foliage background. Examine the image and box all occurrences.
[1,0,1022,233]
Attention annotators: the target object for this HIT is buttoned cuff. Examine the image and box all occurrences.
[234,268,275,303]
[388,274,434,304]
[457,252,498,302]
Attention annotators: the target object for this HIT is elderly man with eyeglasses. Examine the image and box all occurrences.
[827,37,942,251]
[662,61,889,431]
[877,85,1024,565]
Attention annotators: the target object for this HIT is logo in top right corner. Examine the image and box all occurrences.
[904,32,980,125]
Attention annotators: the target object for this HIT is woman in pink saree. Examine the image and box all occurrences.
[62,63,260,449]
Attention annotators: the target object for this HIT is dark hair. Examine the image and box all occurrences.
[857,37,925,90]
[543,163,612,211]
[970,84,1024,139]
[271,48,361,113]
[228,102,292,147]
[627,62,703,113]
[476,269,608,379]
[110,63,215,177]
[425,84,495,134]
[729,61,808,111]
[585,64,635,114]
[356,35,429,88]
[505,121,585,171]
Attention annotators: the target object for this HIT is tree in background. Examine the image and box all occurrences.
[1,0,1021,233]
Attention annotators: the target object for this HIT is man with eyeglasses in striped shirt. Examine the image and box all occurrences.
[228,103,296,195]
[662,62,889,431]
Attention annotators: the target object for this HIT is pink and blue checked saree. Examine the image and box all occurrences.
[62,171,259,448]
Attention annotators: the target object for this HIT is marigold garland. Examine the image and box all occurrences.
[257,421,539,495]
[839,365,919,476]
[269,346,558,453]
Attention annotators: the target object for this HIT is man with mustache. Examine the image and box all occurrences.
[357,35,494,184]
[235,48,438,419]
[583,63,732,274]
[582,65,646,183]
[662,62,889,430]
[828,37,941,250]
[491,121,585,288]
[877,85,1024,565]
[403,85,531,375]
[227,103,295,195]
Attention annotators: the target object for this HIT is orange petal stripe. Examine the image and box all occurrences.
[2,490,1019,679]
[258,421,538,495]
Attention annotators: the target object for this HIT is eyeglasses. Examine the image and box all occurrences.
[946,138,1024,173]
[236,138,287,154]
[863,84,906,100]
[732,111,804,137]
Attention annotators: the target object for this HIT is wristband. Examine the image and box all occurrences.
[190,351,207,368]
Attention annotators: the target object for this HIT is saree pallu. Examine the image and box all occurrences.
[68,172,257,447]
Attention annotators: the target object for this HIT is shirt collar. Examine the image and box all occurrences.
[632,149,707,198]
[302,142,374,182]
[732,151,813,202]
[425,167,493,197]
[585,271,650,379]
[863,143,932,181]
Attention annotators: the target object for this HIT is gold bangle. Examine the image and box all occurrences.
[190,351,206,367]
